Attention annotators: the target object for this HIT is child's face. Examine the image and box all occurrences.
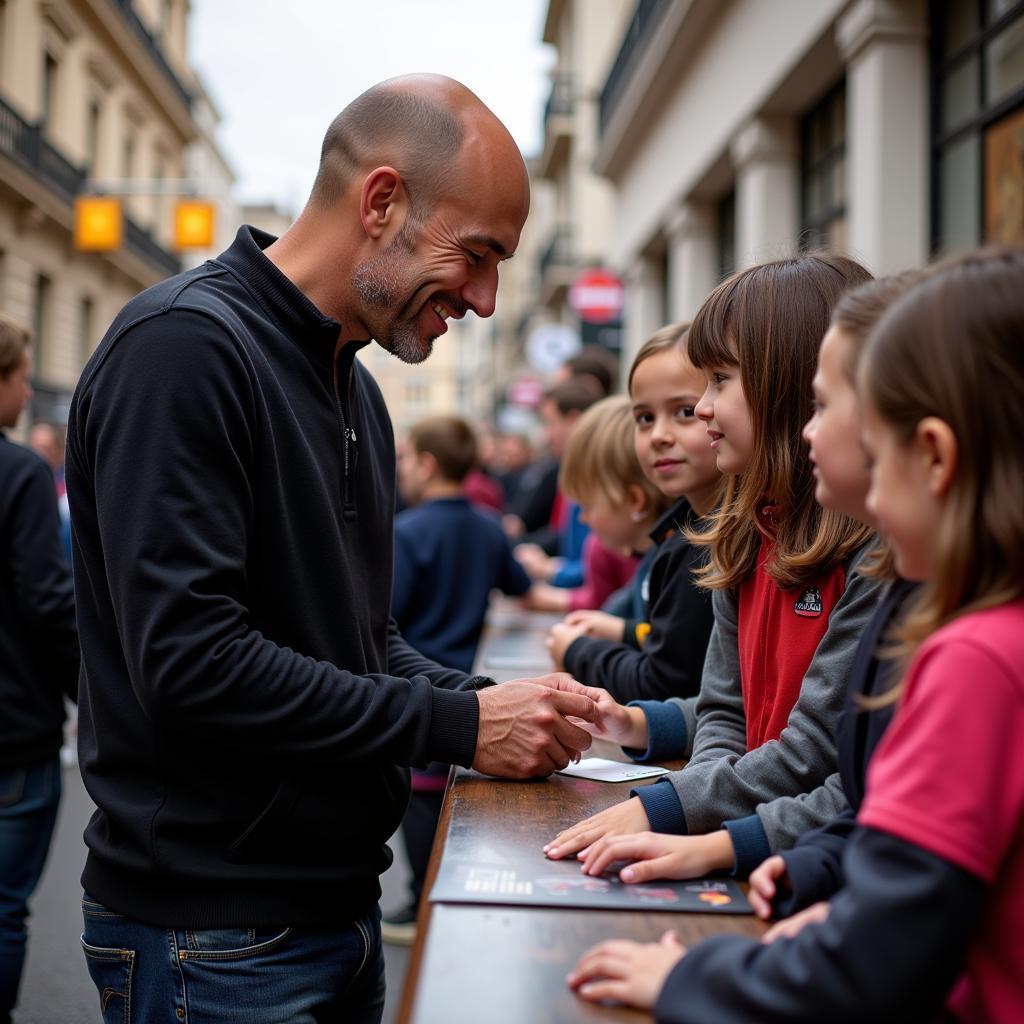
[803,326,872,523]
[631,348,720,510]
[861,401,943,582]
[578,493,642,554]
[695,349,755,476]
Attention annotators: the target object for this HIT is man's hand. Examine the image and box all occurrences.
[564,609,626,642]
[546,621,589,671]
[472,675,599,779]
[748,854,792,920]
[568,931,685,1009]
[762,901,830,943]
[576,830,734,883]
[543,796,650,860]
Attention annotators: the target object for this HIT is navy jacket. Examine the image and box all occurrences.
[67,226,481,928]
[0,435,77,769]
[393,496,530,674]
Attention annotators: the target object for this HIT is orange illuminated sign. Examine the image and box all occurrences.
[174,200,215,250]
[75,197,122,251]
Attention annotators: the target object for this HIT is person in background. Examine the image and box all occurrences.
[386,414,534,944]
[524,396,656,616]
[553,344,619,398]
[0,315,78,1024]
[461,421,504,513]
[504,378,598,551]
[493,432,533,509]
[29,421,71,563]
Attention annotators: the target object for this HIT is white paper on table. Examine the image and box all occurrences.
[556,758,670,783]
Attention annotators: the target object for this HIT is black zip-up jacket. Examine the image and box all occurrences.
[0,434,78,769]
[66,226,481,929]
[562,498,713,702]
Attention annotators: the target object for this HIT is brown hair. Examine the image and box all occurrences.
[0,314,30,378]
[830,272,927,581]
[409,415,478,483]
[861,247,1024,684]
[627,322,690,395]
[560,395,671,516]
[541,378,601,417]
[687,253,875,591]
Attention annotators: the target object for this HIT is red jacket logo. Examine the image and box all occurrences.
[794,587,823,617]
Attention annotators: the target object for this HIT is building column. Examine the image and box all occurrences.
[664,201,717,322]
[621,254,665,372]
[837,0,928,273]
[730,116,799,269]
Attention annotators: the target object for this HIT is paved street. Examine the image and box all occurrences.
[16,762,415,1024]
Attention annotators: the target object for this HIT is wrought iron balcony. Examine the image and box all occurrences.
[110,0,192,111]
[599,0,672,134]
[539,225,573,280]
[544,72,574,125]
[0,93,181,278]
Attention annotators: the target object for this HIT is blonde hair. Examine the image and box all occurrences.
[686,254,875,591]
[560,395,670,516]
[860,247,1024,697]
[0,314,30,378]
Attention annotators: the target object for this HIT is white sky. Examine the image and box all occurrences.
[188,0,554,213]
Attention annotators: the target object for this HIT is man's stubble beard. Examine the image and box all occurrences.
[351,218,434,365]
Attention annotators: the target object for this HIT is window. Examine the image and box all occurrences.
[717,188,736,281]
[41,52,59,133]
[932,0,1024,250]
[123,129,135,179]
[85,99,102,176]
[800,79,847,251]
[78,296,94,365]
[32,274,52,379]
[405,379,431,406]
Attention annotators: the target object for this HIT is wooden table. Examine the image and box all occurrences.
[397,606,767,1023]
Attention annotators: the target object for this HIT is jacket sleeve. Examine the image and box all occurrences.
[390,522,416,627]
[725,772,851,877]
[71,311,479,769]
[563,538,713,704]
[773,806,858,916]
[7,454,79,701]
[654,827,983,1024]
[664,563,884,838]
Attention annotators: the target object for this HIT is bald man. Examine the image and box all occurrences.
[67,76,600,1023]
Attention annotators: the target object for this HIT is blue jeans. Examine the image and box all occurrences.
[0,756,62,1024]
[81,895,385,1024]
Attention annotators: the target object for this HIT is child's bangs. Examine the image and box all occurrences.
[687,277,740,369]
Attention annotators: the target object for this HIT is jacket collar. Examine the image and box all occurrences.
[213,226,346,358]
[649,495,695,545]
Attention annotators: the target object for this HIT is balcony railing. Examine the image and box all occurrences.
[0,93,181,278]
[544,72,574,125]
[598,0,672,134]
[111,0,192,111]
[539,225,573,279]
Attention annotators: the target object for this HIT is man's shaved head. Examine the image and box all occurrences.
[311,75,500,215]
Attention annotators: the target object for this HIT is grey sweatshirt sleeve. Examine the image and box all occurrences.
[661,552,884,840]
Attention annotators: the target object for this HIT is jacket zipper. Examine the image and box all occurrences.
[334,346,359,522]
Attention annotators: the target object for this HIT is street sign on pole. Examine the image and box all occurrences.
[569,268,624,325]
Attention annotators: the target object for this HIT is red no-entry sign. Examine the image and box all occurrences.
[569,269,624,324]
